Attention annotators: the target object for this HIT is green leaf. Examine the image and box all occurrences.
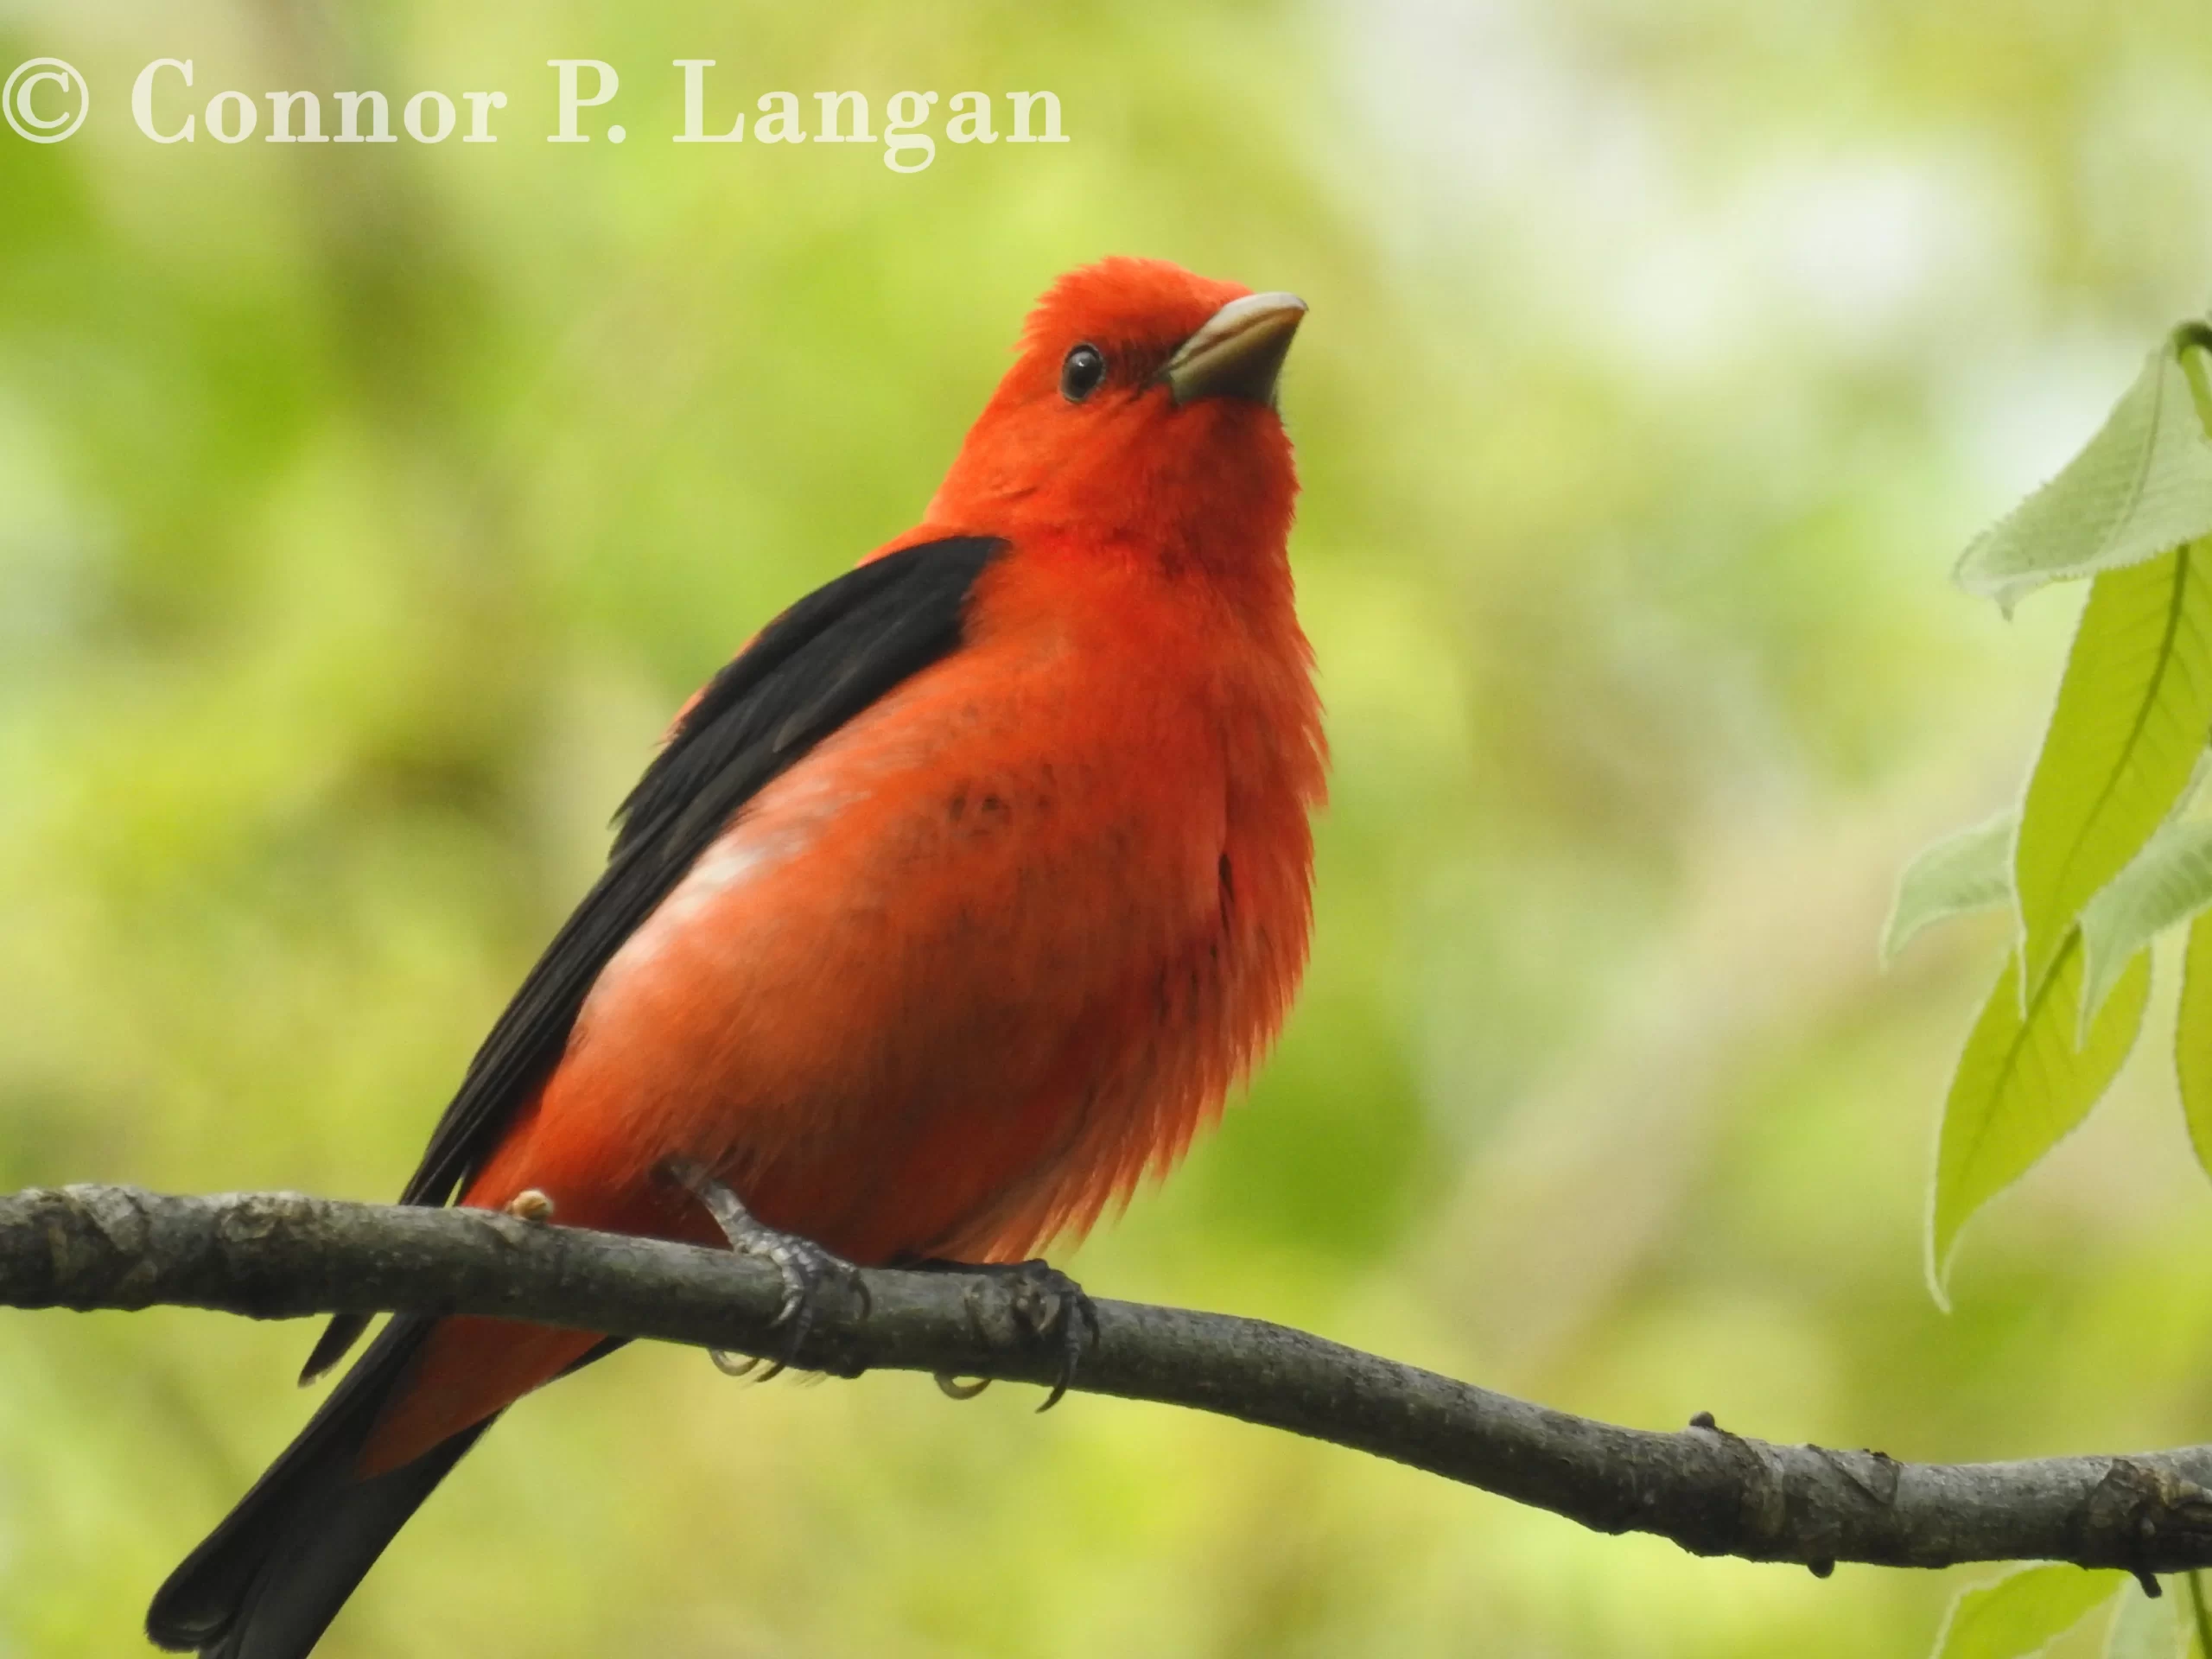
[2014,542,2212,995]
[1929,936,2151,1304]
[2176,917,2212,1185]
[2107,1583,2182,1659]
[1958,326,2212,612]
[1885,811,2018,964]
[2080,818,2212,1021]
[1931,1564,2128,1659]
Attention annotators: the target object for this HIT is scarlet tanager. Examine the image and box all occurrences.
[146,256,1326,1658]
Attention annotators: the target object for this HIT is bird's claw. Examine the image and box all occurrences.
[1011,1261,1097,1410]
[945,1258,1098,1410]
[659,1156,869,1376]
[747,1226,871,1377]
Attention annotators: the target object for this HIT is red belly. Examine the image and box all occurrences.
[359,621,1303,1474]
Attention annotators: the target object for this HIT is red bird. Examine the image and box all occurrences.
[146,257,1326,1658]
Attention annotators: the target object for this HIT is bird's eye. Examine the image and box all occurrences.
[1059,344,1107,404]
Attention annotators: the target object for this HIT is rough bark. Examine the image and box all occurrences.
[7,1183,2210,1578]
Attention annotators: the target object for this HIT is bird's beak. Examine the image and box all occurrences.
[1159,291,1306,406]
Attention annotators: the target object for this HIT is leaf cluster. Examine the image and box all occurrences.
[1889,322,2212,1300]
[1898,323,2212,1656]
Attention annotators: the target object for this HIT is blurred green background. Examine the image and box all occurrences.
[3,1,2212,1654]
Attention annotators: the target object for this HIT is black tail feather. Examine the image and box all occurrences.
[148,1317,493,1659]
[296,1313,372,1386]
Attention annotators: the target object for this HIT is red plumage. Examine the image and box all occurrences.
[149,256,1325,1658]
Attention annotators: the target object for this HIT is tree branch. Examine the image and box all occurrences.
[6,1183,2210,1580]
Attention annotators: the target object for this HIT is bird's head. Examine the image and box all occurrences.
[925,257,1305,577]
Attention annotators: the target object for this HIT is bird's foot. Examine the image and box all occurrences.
[913,1257,1099,1411]
[659,1157,871,1379]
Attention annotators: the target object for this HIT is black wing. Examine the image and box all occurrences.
[301,535,1005,1380]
